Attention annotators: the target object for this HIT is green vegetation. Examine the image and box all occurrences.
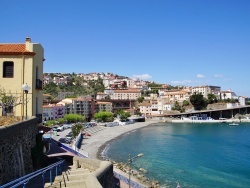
[64,114,85,123]
[137,96,144,103]
[43,75,105,99]
[190,92,207,110]
[71,123,84,138]
[172,101,185,113]
[44,120,56,127]
[94,111,114,122]
[207,94,218,104]
[117,110,131,121]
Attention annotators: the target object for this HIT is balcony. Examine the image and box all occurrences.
[35,79,43,90]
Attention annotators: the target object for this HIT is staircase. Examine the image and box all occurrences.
[44,164,92,188]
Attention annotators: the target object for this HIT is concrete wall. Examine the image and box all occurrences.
[0,117,38,185]
[73,157,114,188]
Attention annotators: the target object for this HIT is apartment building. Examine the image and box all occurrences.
[96,101,113,112]
[112,89,141,100]
[0,37,44,121]
[192,85,221,98]
[42,104,65,121]
[61,98,97,121]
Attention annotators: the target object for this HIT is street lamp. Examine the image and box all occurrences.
[22,83,30,119]
[128,153,144,188]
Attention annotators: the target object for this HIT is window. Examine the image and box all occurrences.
[3,61,14,78]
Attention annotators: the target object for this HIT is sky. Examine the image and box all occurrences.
[1,0,250,96]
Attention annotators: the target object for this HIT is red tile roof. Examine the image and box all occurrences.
[0,44,35,55]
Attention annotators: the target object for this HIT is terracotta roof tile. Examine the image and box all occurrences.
[0,44,26,52]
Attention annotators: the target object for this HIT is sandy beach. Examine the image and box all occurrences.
[80,119,161,159]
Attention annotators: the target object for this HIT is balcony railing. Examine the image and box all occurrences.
[36,79,43,90]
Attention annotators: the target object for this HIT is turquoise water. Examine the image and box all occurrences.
[104,123,250,188]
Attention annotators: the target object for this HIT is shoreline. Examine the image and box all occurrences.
[81,119,161,159]
[79,119,162,187]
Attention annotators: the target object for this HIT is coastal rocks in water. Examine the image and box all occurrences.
[139,167,147,173]
[151,180,160,188]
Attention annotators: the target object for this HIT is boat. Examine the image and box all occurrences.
[228,122,239,126]
[219,118,227,123]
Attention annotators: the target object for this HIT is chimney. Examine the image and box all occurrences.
[25,37,31,51]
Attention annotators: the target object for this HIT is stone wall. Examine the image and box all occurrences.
[0,117,38,185]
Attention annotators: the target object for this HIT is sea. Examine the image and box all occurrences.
[103,122,250,188]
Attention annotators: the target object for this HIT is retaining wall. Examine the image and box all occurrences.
[0,117,38,185]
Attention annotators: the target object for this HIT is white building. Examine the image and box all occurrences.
[192,85,221,98]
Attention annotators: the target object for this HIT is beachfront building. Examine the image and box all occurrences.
[0,37,44,122]
[151,100,159,114]
[96,101,113,112]
[192,85,221,99]
[60,98,97,121]
[138,101,152,118]
[162,102,173,111]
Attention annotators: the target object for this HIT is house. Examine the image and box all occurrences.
[0,37,44,122]
[138,101,152,118]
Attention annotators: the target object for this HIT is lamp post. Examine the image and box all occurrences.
[128,153,144,188]
[22,83,30,119]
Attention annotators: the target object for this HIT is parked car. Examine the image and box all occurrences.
[59,137,71,144]
[57,126,64,132]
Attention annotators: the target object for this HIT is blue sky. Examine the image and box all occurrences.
[1,0,250,96]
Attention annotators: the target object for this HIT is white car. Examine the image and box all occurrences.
[57,126,64,132]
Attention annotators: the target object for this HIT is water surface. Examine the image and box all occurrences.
[104,122,250,188]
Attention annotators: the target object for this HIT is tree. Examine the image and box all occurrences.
[137,97,144,103]
[64,114,85,123]
[0,87,22,116]
[190,92,207,110]
[44,120,57,127]
[117,110,131,122]
[207,94,218,104]
[57,118,65,124]
[71,123,83,138]
[182,100,190,106]
[94,111,114,122]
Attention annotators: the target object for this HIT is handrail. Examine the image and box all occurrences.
[1,160,64,188]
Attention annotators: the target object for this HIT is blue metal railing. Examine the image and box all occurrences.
[1,159,64,188]
[50,138,88,158]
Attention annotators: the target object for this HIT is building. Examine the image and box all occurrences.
[60,98,97,121]
[162,89,192,103]
[112,89,141,100]
[192,85,221,98]
[138,101,152,118]
[96,101,113,112]
[219,90,238,100]
[42,104,66,122]
[0,37,44,122]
